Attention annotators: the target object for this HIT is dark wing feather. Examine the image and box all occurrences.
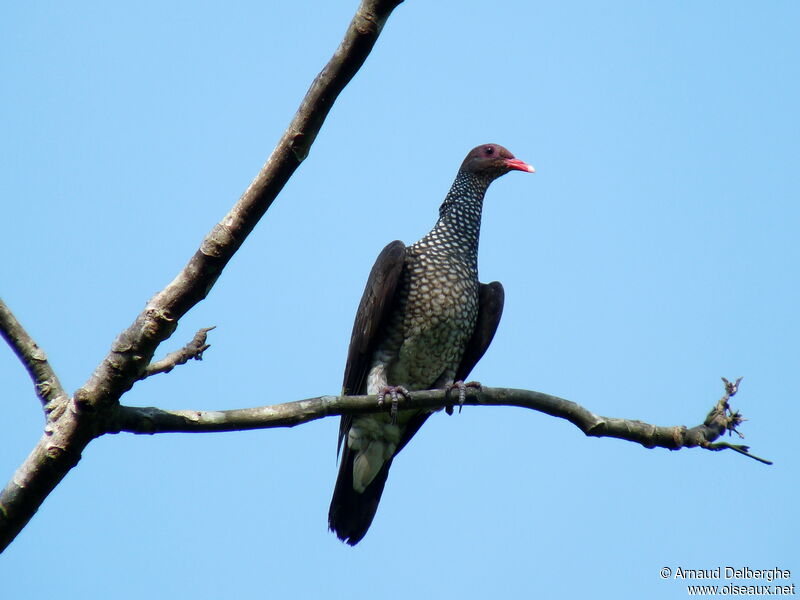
[329,241,406,544]
[337,240,406,452]
[454,281,505,382]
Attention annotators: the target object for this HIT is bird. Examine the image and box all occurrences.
[328,143,534,545]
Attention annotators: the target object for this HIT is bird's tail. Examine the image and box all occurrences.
[328,443,393,546]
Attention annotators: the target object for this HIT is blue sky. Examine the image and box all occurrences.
[1,1,798,598]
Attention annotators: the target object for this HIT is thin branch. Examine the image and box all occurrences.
[141,327,216,379]
[0,0,404,553]
[0,298,69,412]
[73,0,405,413]
[111,381,770,465]
[703,442,771,465]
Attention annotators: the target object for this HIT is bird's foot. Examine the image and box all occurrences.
[445,380,482,415]
[377,386,410,425]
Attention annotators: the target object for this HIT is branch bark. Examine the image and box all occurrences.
[110,379,770,464]
[0,298,69,411]
[0,0,404,553]
[0,300,94,552]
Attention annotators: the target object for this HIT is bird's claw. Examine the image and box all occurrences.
[445,380,482,415]
[377,386,410,425]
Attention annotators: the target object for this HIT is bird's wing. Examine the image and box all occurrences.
[337,240,407,453]
[454,281,505,382]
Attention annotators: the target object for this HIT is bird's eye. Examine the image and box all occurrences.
[485,146,494,155]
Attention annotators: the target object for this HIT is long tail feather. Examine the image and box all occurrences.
[328,443,393,546]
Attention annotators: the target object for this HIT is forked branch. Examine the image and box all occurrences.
[0,0,404,553]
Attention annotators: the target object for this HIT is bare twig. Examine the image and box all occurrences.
[695,377,770,464]
[703,442,771,465]
[111,380,770,464]
[0,298,69,413]
[0,0,404,553]
[141,327,216,379]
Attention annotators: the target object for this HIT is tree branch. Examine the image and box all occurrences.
[141,327,216,379]
[0,0,403,553]
[0,298,69,412]
[75,0,405,412]
[110,380,771,465]
[0,301,91,554]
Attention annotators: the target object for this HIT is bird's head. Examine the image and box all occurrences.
[459,144,535,178]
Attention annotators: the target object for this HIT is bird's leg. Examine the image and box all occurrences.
[445,381,482,415]
[377,386,410,425]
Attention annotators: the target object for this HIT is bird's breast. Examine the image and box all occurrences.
[383,249,479,389]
